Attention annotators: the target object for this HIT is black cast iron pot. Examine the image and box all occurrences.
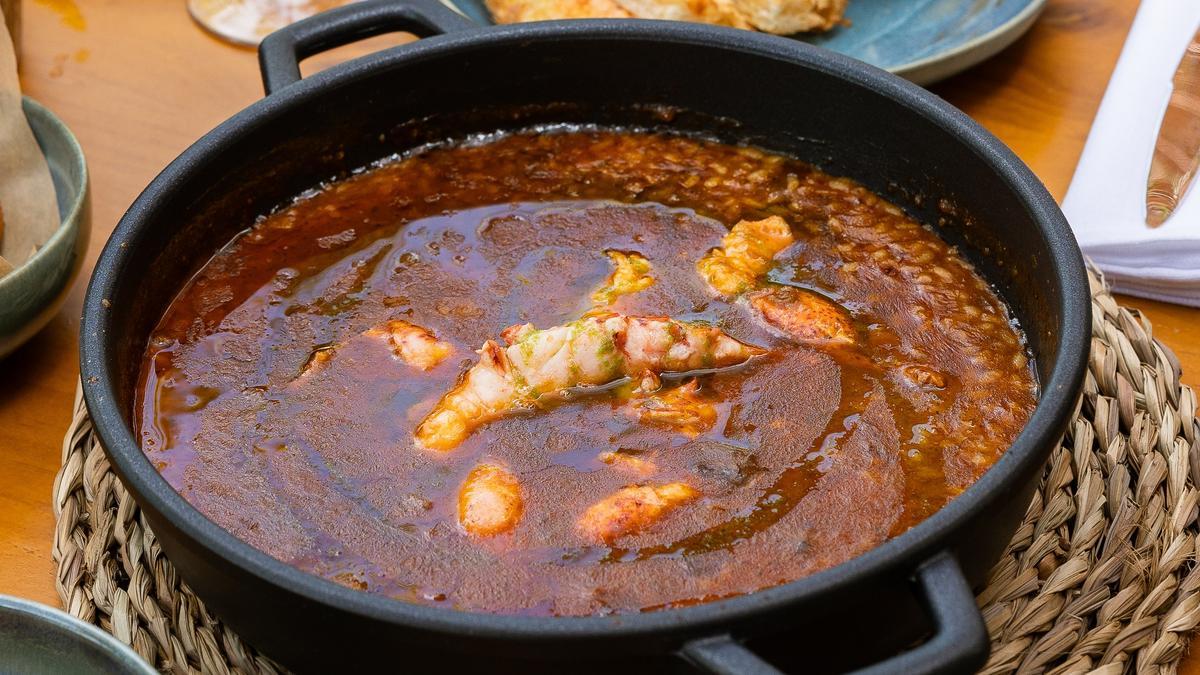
[80,2,1090,672]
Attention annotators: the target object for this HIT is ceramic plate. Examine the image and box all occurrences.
[449,0,1047,86]
[0,595,155,674]
[0,98,90,358]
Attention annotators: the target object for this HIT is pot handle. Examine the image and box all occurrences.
[680,552,988,675]
[258,0,477,95]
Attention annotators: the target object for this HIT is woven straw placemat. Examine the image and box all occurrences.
[51,265,1200,674]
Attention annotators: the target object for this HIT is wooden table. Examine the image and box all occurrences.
[3,0,1198,669]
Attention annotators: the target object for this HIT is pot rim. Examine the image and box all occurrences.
[80,19,1090,642]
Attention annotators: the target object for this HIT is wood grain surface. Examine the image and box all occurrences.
[3,0,1198,669]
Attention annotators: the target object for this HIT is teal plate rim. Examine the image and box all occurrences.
[0,594,156,674]
[447,0,1048,86]
[887,0,1047,85]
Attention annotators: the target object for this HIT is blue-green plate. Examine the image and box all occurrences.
[449,0,1046,86]
[0,595,155,674]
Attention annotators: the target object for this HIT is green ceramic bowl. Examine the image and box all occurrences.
[0,595,155,674]
[0,97,89,358]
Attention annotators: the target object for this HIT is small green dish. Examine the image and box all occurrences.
[0,595,155,674]
[0,97,90,358]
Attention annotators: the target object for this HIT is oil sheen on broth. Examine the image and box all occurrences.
[136,129,1037,616]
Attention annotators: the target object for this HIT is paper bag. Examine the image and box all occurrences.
[0,6,59,277]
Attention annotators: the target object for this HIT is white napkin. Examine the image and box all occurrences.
[1061,0,1200,306]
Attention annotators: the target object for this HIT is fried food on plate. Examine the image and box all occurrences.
[485,0,848,35]
[730,0,846,33]
[484,0,630,23]
[611,0,749,29]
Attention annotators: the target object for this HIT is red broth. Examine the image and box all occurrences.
[136,129,1036,615]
